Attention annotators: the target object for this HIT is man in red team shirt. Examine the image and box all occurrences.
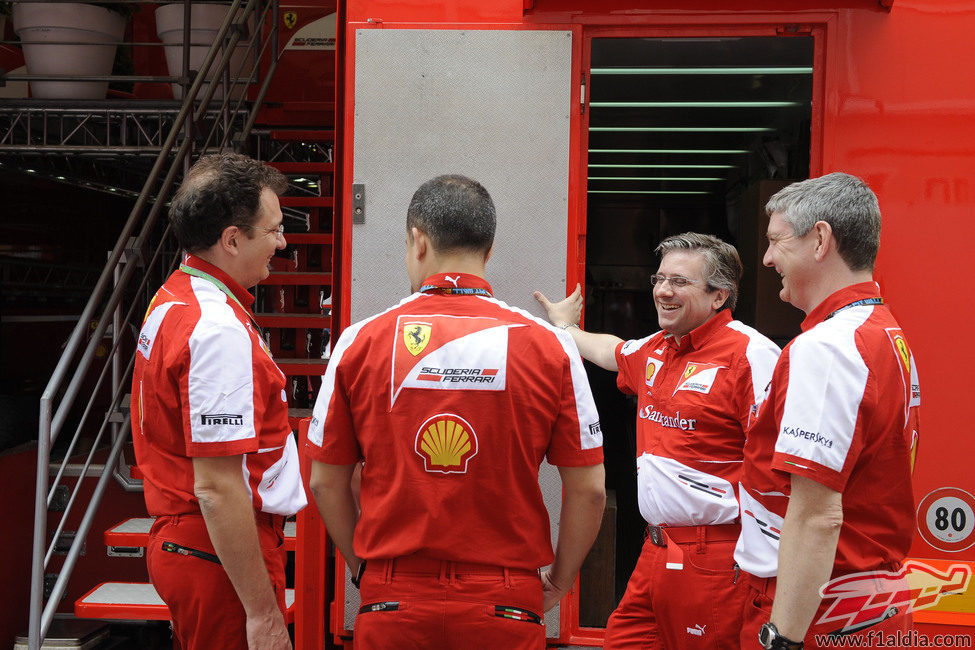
[735,173,920,649]
[132,154,306,649]
[305,175,606,649]
[535,232,780,649]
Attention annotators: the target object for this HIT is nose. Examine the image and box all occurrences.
[762,245,773,268]
[277,232,287,250]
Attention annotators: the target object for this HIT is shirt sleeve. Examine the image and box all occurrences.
[734,336,780,431]
[770,332,869,492]
[305,327,363,465]
[183,317,259,457]
[547,330,604,467]
[614,338,644,396]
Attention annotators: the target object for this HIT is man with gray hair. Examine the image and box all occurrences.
[535,232,780,649]
[736,173,920,649]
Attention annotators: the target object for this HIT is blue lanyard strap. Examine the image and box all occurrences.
[419,285,492,297]
[825,297,884,320]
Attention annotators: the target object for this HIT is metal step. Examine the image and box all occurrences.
[105,518,297,552]
[263,271,332,286]
[75,583,295,623]
[279,196,334,208]
[275,358,328,375]
[254,312,330,329]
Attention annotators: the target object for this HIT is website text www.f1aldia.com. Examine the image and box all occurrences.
[816,630,973,647]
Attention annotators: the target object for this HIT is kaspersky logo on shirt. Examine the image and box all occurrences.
[414,413,478,474]
[391,314,523,408]
[674,362,723,395]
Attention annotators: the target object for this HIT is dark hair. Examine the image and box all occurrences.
[406,175,496,256]
[766,172,881,271]
[169,153,287,253]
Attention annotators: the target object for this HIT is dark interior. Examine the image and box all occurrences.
[579,35,813,626]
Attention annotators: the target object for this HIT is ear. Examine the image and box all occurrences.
[409,227,429,261]
[219,224,243,257]
[711,287,730,311]
[811,221,834,262]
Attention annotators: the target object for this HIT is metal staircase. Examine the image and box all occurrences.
[11,0,337,646]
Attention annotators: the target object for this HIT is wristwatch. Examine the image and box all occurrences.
[759,622,803,649]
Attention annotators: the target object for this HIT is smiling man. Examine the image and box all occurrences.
[131,153,306,649]
[535,232,780,649]
[735,173,921,649]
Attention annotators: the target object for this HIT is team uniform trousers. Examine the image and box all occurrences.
[740,573,912,649]
[354,555,545,650]
[146,513,287,650]
[604,524,746,650]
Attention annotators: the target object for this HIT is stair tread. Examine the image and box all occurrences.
[76,584,295,622]
[106,517,296,550]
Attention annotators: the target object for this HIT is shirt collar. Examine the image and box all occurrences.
[665,309,733,351]
[183,254,256,309]
[801,281,881,331]
[418,273,494,296]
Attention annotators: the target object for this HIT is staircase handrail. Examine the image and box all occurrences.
[27,0,281,646]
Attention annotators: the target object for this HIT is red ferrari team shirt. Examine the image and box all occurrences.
[306,273,604,570]
[131,255,307,517]
[615,309,780,527]
[735,282,920,578]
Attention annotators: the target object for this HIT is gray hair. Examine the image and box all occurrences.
[766,172,881,271]
[655,232,742,311]
[406,175,496,257]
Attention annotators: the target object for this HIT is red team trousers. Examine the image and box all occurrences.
[604,524,747,649]
[354,555,546,649]
[146,512,288,650]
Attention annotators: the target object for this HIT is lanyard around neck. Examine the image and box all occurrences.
[825,297,884,320]
[179,264,261,332]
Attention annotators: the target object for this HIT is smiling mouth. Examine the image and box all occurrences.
[659,304,681,312]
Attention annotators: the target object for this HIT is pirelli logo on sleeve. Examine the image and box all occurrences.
[390,315,524,408]
[201,413,244,426]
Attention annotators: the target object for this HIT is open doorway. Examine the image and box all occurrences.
[577,34,815,627]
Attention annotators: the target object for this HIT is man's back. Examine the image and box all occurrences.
[309,273,603,568]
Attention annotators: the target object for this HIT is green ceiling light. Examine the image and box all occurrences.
[590,126,773,133]
[590,101,801,108]
[590,67,813,75]
[589,148,749,154]
[588,190,712,195]
[588,176,724,182]
[588,164,736,169]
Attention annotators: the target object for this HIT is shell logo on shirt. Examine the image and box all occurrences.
[414,413,478,474]
[674,362,723,394]
[403,322,432,356]
[646,357,663,387]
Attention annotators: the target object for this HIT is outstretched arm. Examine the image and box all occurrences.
[540,463,607,611]
[534,284,622,372]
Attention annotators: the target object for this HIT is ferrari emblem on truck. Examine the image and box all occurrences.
[283,11,297,29]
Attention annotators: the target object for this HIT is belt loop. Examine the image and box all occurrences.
[383,558,393,585]
[439,560,448,586]
[503,567,512,589]
[697,525,706,554]
[449,562,457,586]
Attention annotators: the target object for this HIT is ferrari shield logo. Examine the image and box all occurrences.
[894,335,911,373]
[404,323,432,356]
[684,364,696,379]
[283,11,297,29]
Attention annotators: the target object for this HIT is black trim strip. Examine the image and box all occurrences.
[359,601,400,614]
[161,541,221,565]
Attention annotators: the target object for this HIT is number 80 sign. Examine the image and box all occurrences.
[917,487,975,553]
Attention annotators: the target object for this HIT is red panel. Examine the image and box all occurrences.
[347,0,523,24]
[295,418,330,650]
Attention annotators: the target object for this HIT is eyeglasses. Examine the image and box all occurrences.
[650,274,699,289]
[238,223,285,237]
